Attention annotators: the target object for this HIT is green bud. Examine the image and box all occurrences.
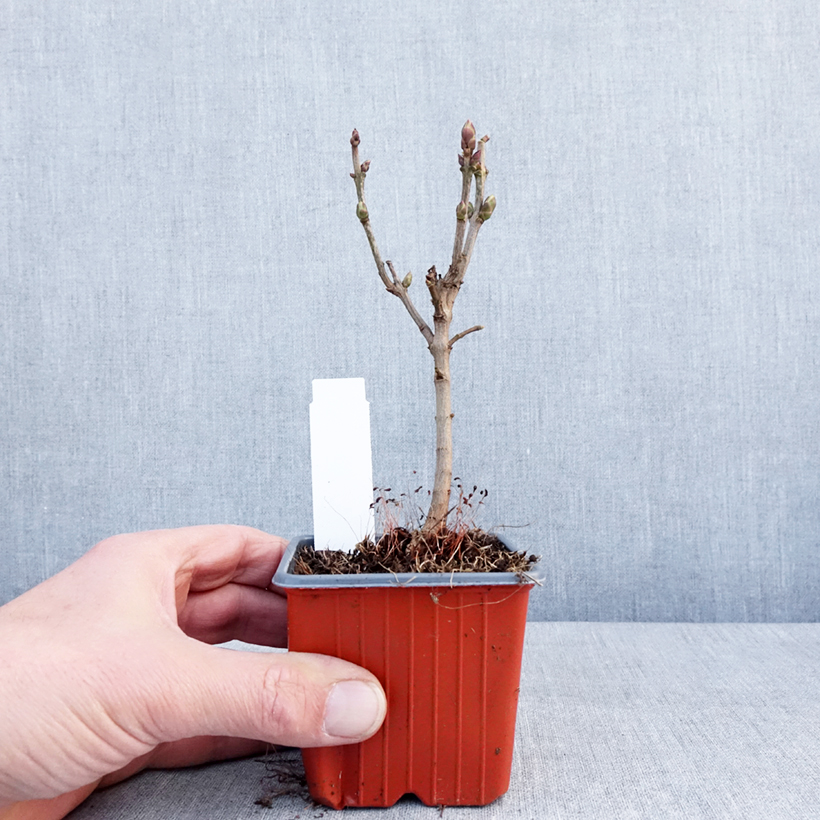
[455,201,468,221]
[478,195,496,222]
[356,201,369,222]
[467,202,475,218]
[402,272,413,288]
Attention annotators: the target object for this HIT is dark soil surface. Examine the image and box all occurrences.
[292,527,539,577]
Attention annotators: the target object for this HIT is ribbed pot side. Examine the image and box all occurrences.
[286,581,533,808]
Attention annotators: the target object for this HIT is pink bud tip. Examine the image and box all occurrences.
[461,120,477,152]
[350,129,361,147]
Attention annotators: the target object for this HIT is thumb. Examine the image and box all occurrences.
[147,639,387,749]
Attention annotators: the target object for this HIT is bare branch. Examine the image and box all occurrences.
[348,123,495,534]
[451,178,475,270]
[458,219,483,275]
[446,135,492,288]
[349,129,366,201]
[351,132,393,292]
[385,261,434,345]
[449,325,484,348]
[450,122,480,271]
[361,221,394,291]
[350,131,434,347]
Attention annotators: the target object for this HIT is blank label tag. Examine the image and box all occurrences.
[310,378,375,551]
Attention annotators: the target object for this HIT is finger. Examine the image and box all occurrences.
[0,781,100,820]
[177,585,288,646]
[148,640,386,750]
[90,526,289,619]
[0,740,271,818]
[169,526,289,591]
[97,737,268,789]
[96,525,289,594]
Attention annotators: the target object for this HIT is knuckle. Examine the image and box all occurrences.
[260,662,321,743]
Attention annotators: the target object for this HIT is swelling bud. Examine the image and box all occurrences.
[461,120,477,153]
[478,195,496,222]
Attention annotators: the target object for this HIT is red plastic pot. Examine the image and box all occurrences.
[272,536,539,809]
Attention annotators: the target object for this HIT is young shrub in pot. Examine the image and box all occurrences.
[272,123,540,808]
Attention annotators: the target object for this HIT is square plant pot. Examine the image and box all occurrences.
[272,535,541,809]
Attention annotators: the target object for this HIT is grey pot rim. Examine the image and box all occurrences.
[271,534,543,590]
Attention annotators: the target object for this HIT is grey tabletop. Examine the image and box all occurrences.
[67,623,820,819]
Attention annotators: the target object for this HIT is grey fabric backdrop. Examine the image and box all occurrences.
[2,0,819,620]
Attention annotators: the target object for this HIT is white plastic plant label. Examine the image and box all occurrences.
[310,378,375,551]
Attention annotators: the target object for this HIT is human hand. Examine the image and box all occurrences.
[0,526,387,819]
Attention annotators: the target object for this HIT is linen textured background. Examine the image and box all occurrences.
[2,0,818,621]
